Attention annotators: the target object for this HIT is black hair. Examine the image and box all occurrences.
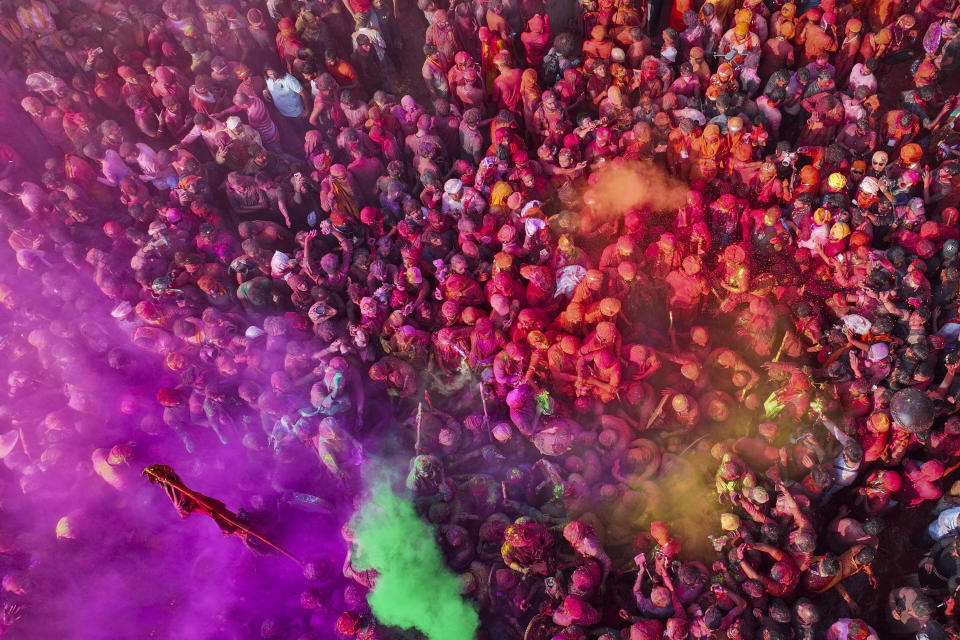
[843,440,863,463]
[825,193,846,209]
[916,361,936,379]
[855,546,876,565]
[871,314,896,335]
[761,523,780,544]
[768,600,791,624]
[913,596,936,618]
[554,32,578,58]
[703,607,723,630]
[888,245,907,266]
[863,518,884,535]
[820,555,840,576]
[908,343,930,362]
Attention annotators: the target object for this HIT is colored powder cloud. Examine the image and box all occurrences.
[586,159,689,218]
[351,479,479,640]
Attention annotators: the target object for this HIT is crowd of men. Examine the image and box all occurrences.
[1,0,960,637]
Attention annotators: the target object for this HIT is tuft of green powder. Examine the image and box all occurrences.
[352,480,479,640]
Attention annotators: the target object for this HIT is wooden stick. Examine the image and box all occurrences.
[822,343,853,366]
[645,393,671,431]
[414,402,424,453]
[772,330,790,363]
[668,310,677,352]
[679,433,709,457]
[944,459,960,477]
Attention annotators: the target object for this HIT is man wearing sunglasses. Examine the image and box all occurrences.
[867,150,889,179]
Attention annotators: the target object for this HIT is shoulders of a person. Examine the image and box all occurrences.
[892,585,920,601]
[281,74,302,88]
[940,505,960,520]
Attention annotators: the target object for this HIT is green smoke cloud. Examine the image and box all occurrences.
[351,479,479,640]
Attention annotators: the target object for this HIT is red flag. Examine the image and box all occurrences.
[143,464,301,566]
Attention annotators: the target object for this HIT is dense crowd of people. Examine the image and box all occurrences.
[1,0,960,637]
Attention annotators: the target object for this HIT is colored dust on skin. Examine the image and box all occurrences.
[586,160,689,219]
[351,479,479,640]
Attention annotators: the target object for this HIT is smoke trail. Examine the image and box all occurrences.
[351,478,479,640]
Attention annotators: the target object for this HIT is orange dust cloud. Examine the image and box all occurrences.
[584,160,689,219]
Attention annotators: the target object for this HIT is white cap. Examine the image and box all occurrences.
[524,217,546,237]
[270,250,293,275]
[226,116,242,130]
[520,200,542,217]
[444,178,463,194]
[111,301,133,318]
[147,220,167,235]
[841,314,871,334]
[868,342,889,361]
[858,177,880,194]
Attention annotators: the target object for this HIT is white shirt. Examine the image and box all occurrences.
[848,64,878,94]
[672,107,706,126]
[830,452,861,488]
[100,149,133,187]
[266,74,305,118]
[928,506,960,541]
[441,187,485,216]
[824,419,860,488]
[180,120,226,156]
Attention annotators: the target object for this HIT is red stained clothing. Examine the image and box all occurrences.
[520,15,551,67]
[493,68,524,113]
[898,459,945,508]
[858,424,889,463]
[760,559,798,597]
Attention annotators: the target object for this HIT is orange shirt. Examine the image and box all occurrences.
[325,60,358,86]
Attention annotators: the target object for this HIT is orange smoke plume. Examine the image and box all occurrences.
[585,160,689,219]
